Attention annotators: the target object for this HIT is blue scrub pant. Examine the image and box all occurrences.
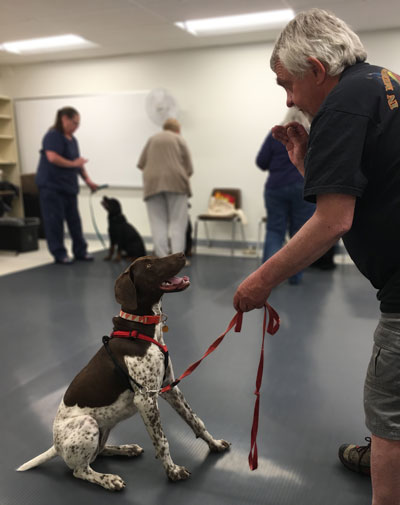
[263,182,315,282]
[39,188,87,261]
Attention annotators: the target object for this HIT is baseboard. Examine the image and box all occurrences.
[83,232,258,251]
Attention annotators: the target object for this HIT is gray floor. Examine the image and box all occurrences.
[0,253,376,505]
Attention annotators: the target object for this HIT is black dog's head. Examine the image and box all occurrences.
[102,196,122,217]
[114,253,190,313]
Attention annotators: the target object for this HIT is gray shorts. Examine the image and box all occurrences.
[364,313,400,440]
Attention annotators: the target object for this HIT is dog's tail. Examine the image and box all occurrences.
[17,446,57,471]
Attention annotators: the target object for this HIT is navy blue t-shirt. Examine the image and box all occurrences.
[303,62,400,312]
[256,133,304,189]
[36,128,81,194]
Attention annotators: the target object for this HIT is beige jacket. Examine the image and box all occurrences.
[137,130,193,200]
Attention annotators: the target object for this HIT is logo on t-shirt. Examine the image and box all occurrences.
[381,69,399,110]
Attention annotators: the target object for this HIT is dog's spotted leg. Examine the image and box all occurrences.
[53,414,125,491]
[162,387,230,452]
[133,392,191,481]
[101,444,144,457]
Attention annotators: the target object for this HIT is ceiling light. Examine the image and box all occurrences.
[0,34,97,54]
[175,9,295,36]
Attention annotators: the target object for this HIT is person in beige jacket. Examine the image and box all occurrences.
[137,118,193,258]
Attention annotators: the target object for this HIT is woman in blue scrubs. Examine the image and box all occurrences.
[36,107,98,264]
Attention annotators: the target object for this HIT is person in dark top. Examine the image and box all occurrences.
[233,8,400,503]
[36,107,98,264]
[257,108,315,284]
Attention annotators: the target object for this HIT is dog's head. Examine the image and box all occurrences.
[114,252,190,312]
[101,196,122,217]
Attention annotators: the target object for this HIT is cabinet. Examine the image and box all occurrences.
[0,96,23,217]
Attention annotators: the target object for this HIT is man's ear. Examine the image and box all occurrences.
[307,57,327,85]
[114,263,137,312]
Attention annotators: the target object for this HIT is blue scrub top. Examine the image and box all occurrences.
[256,133,303,190]
[36,128,81,194]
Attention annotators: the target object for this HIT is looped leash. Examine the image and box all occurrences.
[248,303,280,471]
[159,301,280,471]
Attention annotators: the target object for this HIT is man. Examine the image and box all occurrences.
[137,118,193,259]
[234,9,400,505]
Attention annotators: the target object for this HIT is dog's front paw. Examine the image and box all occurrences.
[103,474,126,491]
[101,444,144,457]
[209,439,231,452]
[167,464,191,481]
[117,444,144,457]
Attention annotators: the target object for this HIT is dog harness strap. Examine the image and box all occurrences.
[248,303,280,471]
[102,336,141,392]
[118,310,161,325]
[110,330,169,379]
[111,330,168,353]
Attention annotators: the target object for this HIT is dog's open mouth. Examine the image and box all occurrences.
[160,275,190,292]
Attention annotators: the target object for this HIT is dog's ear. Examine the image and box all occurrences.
[114,263,137,311]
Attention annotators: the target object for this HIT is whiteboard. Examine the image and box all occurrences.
[14,92,159,187]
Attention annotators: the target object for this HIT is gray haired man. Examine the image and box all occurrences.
[234,8,400,505]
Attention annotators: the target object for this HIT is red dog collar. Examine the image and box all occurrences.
[119,310,161,325]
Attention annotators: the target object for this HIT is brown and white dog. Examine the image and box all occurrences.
[17,253,229,490]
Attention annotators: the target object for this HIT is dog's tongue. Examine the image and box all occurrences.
[167,276,186,285]
[160,275,190,291]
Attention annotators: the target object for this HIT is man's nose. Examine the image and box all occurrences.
[286,92,294,108]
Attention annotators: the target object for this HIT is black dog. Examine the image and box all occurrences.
[102,196,146,262]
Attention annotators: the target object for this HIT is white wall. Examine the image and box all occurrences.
[0,28,400,244]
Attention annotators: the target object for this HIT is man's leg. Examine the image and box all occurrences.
[146,193,169,257]
[364,313,400,505]
[371,435,400,505]
[166,192,188,254]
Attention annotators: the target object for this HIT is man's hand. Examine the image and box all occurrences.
[272,121,309,176]
[233,269,271,312]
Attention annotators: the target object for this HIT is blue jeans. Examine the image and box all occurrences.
[263,182,315,282]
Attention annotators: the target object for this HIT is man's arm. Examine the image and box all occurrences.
[137,141,149,170]
[233,193,356,311]
[180,140,194,177]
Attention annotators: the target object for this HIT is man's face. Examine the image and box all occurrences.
[274,60,323,120]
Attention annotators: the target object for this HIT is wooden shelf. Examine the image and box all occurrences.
[0,96,23,217]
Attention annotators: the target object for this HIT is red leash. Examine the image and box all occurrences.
[248,303,280,470]
[160,310,243,394]
[161,302,280,471]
